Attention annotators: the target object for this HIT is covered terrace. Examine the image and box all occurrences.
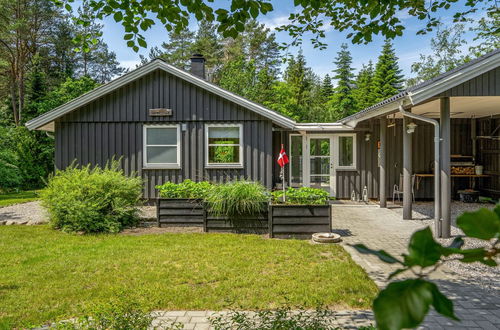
[341,49,500,238]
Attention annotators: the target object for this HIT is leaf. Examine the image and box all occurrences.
[352,244,401,264]
[113,11,123,22]
[404,227,443,267]
[456,208,500,240]
[430,283,459,321]
[374,279,458,330]
[374,279,433,330]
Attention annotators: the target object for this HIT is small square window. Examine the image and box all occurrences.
[206,124,243,167]
[143,125,180,168]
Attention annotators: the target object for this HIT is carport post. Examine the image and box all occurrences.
[403,114,413,219]
[379,117,387,208]
[440,97,451,238]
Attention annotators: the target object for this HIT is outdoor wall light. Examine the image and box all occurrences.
[365,133,371,141]
[406,122,418,134]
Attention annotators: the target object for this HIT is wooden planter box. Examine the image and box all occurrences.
[269,204,332,239]
[204,202,269,234]
[156,198,204,227]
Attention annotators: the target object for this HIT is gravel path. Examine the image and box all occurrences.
[390,201,500,293]
[0,201,48,224]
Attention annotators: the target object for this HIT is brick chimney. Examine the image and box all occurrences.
[190,54,206,79]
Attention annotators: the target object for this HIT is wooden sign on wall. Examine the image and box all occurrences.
[149,108,173,116]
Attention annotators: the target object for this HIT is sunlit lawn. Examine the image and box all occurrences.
[0,226,377,328]
[0,190,40,207]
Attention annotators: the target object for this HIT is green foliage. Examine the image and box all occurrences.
[205,180,269,217]
[353,205,500,329]
[40,161,143,234]
[272,187,329,205]
[0,149,22,192]
[209,307,339,329]
[31,77,99,117]
[457,207,500,240]
[407,23,468,87]
[56,0,490,49]
[156,179,212,199]
[469,11,500,58]
[52,292,181,330]
[329,43,356,120]
[372,40,404,102]
[0,190,39,207]
[353,61,376,111]
[373,279,456,330]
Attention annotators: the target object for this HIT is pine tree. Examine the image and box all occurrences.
[320,74,334,100]
[156,28,196,69]
[192,20,222,75]
[329,43,356,120]
[372,40,404,102]
[352,61,375,110]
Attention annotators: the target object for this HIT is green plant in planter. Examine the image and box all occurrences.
[272,187,329,205]
[205,180,270,217]
[156,180,212,199]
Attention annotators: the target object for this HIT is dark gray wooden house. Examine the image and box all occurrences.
[27,50,500,237]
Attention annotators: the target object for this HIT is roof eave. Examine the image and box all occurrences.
[409,53,500,105]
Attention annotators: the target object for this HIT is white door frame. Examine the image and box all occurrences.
[305,134,336,197]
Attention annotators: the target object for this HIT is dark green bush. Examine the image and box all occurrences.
[156,179,212,199]
[0,149,22,192]
[272,187,329,205]
[205,180,269,217]
[52,293,182,330]
[40,161,143,233]
[209,307,341,330]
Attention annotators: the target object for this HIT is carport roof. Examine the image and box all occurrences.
[341,48,500,127]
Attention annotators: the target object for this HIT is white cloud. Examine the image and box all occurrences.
[261,15,291,30]
[120,59,142,70]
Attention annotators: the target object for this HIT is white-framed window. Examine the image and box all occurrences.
[335,133,357,170]
[143,124,181,169]
[205,123,243,168]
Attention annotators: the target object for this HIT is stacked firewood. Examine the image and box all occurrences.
[451,166,475,175]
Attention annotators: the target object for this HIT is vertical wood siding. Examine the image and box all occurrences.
[55,69,273,199]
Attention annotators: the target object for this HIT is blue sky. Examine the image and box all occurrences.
[99,0,487,80]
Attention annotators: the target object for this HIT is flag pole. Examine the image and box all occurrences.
[281,144,286,202]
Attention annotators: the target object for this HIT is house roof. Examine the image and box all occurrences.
[25,59,297,131]
[340,48,500,127]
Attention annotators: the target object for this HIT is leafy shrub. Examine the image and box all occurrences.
[0,149,22,192]
[52,293,182,330]
[272,187,329,205]
[209,307,341,330]
[205,180,269,217]
[156,179,212,199]
[40,161,143,233]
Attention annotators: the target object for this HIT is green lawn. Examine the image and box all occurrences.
[0,226,378,328]
[0,190,40,207]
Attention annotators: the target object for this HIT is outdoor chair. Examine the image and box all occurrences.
[393,174,416,203]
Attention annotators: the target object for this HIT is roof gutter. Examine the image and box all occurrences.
[343,96,412,127]
[398,103,442,236]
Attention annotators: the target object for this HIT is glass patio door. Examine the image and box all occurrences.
[308,136,334,195]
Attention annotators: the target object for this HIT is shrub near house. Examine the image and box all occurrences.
[41,161,142,233]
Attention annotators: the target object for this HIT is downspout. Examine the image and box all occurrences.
[398,103,442,237]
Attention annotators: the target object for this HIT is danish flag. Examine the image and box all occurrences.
[277,144,289,168]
